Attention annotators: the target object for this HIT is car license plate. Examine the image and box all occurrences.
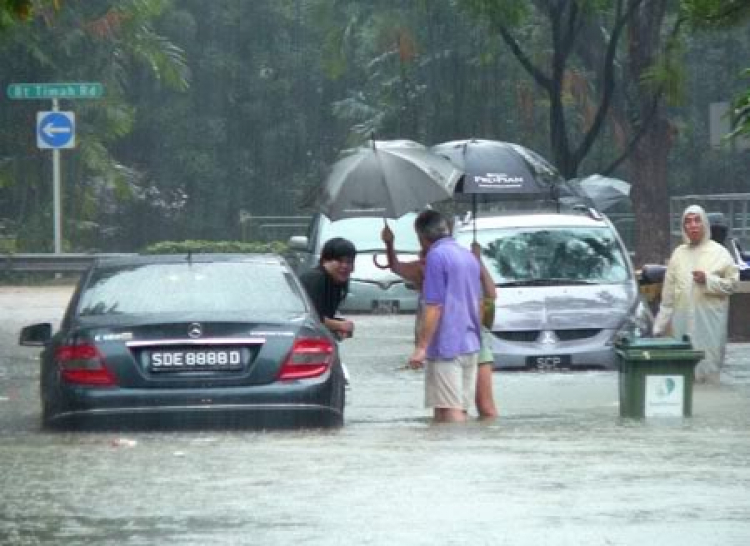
[147,349,243,372]
[372,300,399,313]
[527,355,571,370]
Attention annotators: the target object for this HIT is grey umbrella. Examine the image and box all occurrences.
[568,174,631,211]
[318,139,462,221]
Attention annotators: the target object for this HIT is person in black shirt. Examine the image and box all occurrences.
[299,237,356,341]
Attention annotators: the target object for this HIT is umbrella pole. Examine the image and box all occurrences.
[472,194,477,242]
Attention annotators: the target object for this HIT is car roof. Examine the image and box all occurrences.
[317,211,419,225]
[455,212,609,232]
[93,253,287,269]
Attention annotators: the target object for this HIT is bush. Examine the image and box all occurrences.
[141,239,289,255]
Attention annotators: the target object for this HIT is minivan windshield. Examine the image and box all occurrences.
[319,213,421,253]
[458,226,630,284]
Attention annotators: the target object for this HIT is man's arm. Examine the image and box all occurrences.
[408,303,441,368]
[382,224,423,286]
[324,316,354,339]
[471,242,496,299]
[701,249,740,296]
[300,269,354,339]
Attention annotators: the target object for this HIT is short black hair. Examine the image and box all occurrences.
[320,237,357,262]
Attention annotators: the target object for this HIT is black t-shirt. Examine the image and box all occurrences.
[298,265,348,321]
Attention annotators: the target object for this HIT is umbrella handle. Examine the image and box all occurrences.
[373,254,391,270]
[374,217,393,270]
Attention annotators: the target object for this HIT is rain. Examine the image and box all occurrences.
[2,2,750,545]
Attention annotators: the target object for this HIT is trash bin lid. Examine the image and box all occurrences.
[615,336,705,362]
[615,336,692,351]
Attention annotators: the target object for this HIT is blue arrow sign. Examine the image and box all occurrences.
[37,111,75,149]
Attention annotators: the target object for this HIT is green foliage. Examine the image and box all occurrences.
[682,0,750,29]
[640,43,687,106]
[461,0,528,27]
[729,68,750,139]
[0,0,57,29]
[0,0,189,252]
[2,0,749,262]
[142,239,288,255]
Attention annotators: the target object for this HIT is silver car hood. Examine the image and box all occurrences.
[494,283,637,330]
[350,252,419,284]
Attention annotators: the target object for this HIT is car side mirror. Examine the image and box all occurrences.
[288,236,308,251]
[19,323,52,346]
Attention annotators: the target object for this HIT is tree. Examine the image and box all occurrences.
[680,0,750,139]
[0,0,188,251]
[459,0,750,265]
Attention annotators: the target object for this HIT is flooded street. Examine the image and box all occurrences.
[2,285,750,545]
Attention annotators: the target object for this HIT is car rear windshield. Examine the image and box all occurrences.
[320,214,421,253]
[459,226,631,284]
[77,262,306,317]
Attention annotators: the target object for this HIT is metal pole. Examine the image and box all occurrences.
[52,98,62,254]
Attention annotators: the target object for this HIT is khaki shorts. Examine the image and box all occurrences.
[425,352,478,410]
[478,327,494,366]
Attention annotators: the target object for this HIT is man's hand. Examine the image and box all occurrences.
[470,241,481,259]
[692,270,707,284]
[381,224,394,246]
[328,318,354,340]
[408,347,426,369]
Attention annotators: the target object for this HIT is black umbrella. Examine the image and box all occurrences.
[431,138,565,238]
[431,139,564,199]
[318,139,462,221]
[567,174,631,212]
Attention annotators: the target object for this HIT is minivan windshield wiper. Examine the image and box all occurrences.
[496,278,599,287]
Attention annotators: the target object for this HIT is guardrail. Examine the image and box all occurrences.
[0,253,136,273]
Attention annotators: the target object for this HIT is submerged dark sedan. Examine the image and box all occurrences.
[19,253,346,430]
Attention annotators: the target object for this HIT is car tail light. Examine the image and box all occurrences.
[278,337,334,381]
[55,343,117,386]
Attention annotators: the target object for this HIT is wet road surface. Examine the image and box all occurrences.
[1,285,750,545]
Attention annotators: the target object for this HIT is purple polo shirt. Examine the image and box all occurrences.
[422,237,481,359]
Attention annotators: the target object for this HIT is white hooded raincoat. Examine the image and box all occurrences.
[654,205,739,383]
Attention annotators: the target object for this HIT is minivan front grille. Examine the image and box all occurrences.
[493,329,602,343]
[555,329,601,341]
[494,331,539,343]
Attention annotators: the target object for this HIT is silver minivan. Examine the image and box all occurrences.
[455,210,653,370]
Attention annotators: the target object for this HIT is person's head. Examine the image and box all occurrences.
[682,204,710,246]
[319,237,356,283]
[414,209,450,249]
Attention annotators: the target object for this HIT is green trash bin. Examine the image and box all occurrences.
[615,337,705,418]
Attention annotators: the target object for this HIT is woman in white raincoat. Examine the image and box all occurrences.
[654,205,739,384]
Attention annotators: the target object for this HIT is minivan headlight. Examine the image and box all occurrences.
[609,297,654,344]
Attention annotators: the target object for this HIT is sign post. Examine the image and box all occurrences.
[7,82,103,254]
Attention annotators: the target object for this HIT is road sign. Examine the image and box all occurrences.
[7,82,104,100]
[37,111,75,149]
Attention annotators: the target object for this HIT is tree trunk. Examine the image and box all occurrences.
[626,0,672,268]
[629,114,673,267]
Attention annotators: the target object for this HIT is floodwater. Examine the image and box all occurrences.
[1,285,750,545]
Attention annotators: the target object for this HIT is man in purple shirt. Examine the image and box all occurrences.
[408,210,481,422]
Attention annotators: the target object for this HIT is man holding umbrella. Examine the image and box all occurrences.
[408,210,482,423]
[381,222,498,418]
